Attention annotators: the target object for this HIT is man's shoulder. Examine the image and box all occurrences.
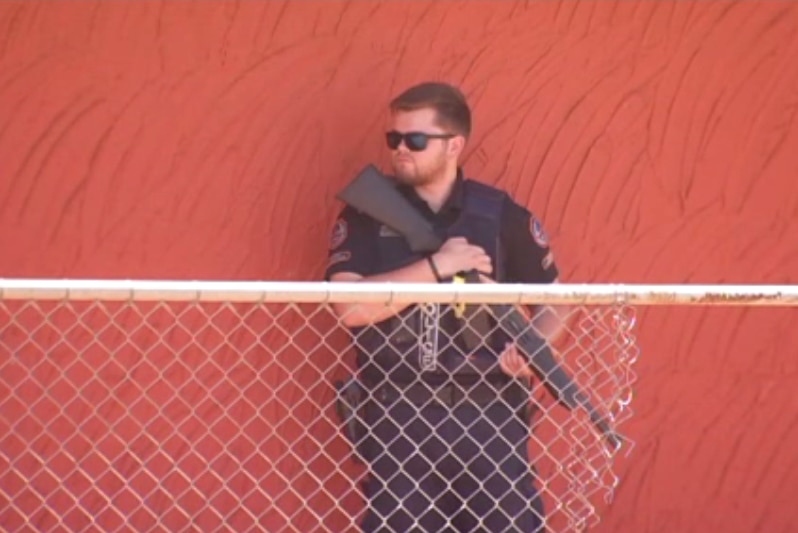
[461,176,550,246]
[462,176,505,194]
[327,204,379,250]
[462,177,511,203]
[461,177,527,214]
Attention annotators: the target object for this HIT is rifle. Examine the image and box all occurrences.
[335,164,623,451]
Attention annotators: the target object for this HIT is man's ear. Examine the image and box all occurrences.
[448,135,466,158]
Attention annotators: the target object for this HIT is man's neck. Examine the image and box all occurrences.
[415,167,458,213]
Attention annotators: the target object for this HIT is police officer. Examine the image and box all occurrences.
[325,82,562,532]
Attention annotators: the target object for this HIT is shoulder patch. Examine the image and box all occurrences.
[542,251,554,270]
[327,250,351,268]
[329,218,348,250]
[530,216,549,248]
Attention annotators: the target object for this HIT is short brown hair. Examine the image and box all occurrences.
[389,82,472,138]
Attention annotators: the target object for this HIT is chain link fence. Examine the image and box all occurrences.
[0,280,644,532]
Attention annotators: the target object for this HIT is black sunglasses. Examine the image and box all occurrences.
[385,130,456,151]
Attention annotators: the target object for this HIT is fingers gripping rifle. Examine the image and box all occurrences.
[493,304,622,450]
[335,164,623,451]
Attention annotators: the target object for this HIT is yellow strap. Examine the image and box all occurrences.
[453,274,466,317]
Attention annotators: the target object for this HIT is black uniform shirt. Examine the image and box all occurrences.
[325,170,559,284]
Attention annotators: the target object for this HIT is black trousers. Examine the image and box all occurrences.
[357,386,545,532]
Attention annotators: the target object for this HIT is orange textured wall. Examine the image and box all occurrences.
[1,1,797,532]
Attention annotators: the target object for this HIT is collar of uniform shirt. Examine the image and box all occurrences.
[395,167,467,221]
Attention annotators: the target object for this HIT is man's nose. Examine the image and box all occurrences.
[394,142,410,154]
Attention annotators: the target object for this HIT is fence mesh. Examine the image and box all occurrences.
[0,288,638,532]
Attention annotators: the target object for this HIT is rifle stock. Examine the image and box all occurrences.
[336,164,444,253]
[336,164,622,451]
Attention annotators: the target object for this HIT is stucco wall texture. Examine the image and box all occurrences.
[1,1,797,532]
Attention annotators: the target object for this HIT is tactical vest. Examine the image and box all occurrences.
[352,179,514,387]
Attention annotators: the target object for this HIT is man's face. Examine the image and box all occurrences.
[387,108,455,187]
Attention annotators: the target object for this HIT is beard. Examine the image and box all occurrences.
[391,156,444,187]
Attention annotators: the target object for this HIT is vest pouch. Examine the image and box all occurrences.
[455,302,497,354]
[353,307,422,379]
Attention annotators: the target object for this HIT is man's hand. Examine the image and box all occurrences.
[431,237,493,278]
[498,342,534,379]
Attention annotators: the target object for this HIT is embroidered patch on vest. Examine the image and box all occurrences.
[418,302,440,372]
